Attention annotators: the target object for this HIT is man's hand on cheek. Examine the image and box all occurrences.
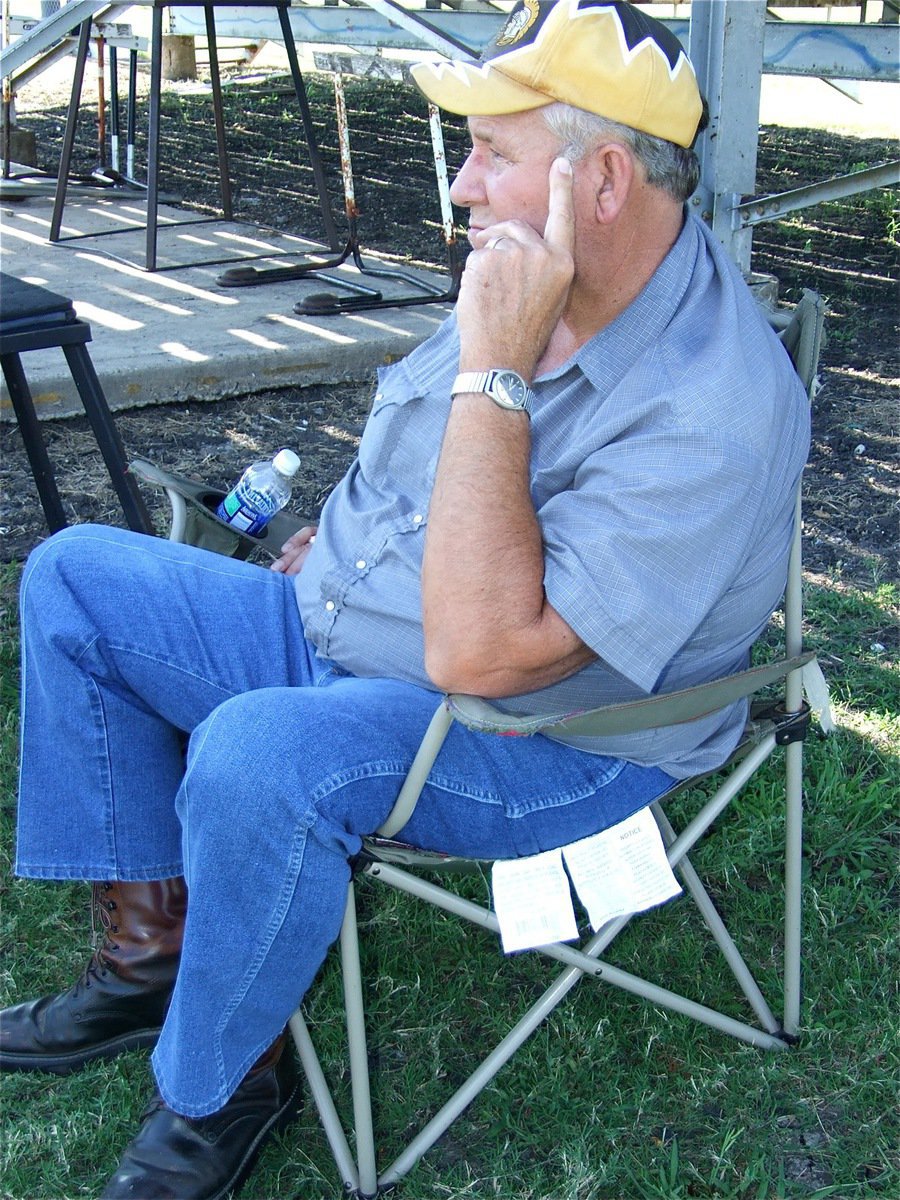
[456,157,576,378]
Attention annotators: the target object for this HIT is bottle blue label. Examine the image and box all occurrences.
[216,482,280,536]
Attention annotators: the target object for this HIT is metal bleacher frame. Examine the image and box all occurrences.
[1,1,898,275]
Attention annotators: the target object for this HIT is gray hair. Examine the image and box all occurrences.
[541,101,701,203]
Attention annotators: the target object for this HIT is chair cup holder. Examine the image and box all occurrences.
[197,491,272,545]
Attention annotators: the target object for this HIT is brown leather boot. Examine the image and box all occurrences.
[0,877,187,1075]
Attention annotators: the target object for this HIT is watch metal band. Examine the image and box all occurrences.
[452,371,495,396]
[450,369,534,416]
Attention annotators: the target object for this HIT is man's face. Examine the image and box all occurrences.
[449,110,565,244]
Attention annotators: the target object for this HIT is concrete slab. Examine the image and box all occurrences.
[0,188,455,420]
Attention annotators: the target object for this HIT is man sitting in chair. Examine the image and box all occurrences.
[0,2,810,1196]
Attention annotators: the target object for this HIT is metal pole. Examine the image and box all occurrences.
[109,43,120,173]
[96,34,107,171]
[689,0,766,272]
[50,18,92,242]
[276,1,340,250]
[127,47,137,180]
[203,3,233,220]
[2,0,12,178]
[782,493,805,1036]
[145,2,163,269]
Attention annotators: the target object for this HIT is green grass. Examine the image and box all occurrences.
[0,560,897,1200]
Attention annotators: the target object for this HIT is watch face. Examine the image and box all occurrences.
[494,371,528,408]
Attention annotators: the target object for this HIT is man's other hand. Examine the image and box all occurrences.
[270,526,318,576]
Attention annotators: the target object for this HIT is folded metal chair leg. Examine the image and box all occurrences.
[783,737,804,1036]
[783,504,807,1038]
[342,882,378,1199]
[288,883,381,1198]
[289,1010,359,1193]
[652,804,783,1036]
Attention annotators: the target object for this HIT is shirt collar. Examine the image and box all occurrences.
[567,211,701,391]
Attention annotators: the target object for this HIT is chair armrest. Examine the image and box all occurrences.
[446,653,816,739]
[374,653,820,841]
[130,459,309,559]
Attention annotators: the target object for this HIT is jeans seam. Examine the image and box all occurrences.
[105,644,241,702]
[89,672,119,870]
[209,820,311,1106]
[14,862,184,880]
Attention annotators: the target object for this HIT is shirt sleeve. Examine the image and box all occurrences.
[540,423,766,694]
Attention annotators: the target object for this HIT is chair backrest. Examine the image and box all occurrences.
[770,288,825,399]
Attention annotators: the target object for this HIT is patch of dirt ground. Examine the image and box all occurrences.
[1,71,897,592]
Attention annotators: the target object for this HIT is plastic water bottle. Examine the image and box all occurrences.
[216,449,301,536]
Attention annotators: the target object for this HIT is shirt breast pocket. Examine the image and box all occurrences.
[358,368,444,493]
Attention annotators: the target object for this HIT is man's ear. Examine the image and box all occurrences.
[586,142,635,225]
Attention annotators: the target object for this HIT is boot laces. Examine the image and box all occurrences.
[90,882,121,956]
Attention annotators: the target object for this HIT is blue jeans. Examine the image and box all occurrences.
[15,525,675,1117]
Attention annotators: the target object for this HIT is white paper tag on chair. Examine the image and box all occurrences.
[491,848,579,954]
[563,808,681,931]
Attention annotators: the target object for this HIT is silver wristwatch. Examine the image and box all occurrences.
[450,369,534,417]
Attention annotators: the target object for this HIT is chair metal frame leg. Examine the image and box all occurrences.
[0,351,68,531]
[203,4,233,223]
[783,499,806,1036]
[290,1007,360,1192]
[1,335,153,536]
[652,805,783,1036]
[288,721,796,1195]
[61,341,154,533]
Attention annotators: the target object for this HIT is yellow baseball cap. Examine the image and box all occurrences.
[411,0,703,149]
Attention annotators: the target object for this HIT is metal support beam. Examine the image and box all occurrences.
[736,159,900,228]
[352,0,477,59]
[6,5,897,86]
[690,0,768,274]
[0,1,131,79]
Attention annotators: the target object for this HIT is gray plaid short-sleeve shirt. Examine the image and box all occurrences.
[296,214,810,778]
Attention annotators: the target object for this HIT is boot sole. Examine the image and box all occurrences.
[0,1027,161,1075]
[208,1080,304,1200]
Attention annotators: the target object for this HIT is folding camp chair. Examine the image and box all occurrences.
[131,288,829,1198]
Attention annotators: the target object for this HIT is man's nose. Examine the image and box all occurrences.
[449,151,484,208]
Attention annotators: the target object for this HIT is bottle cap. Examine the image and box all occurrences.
[272,449,301,478]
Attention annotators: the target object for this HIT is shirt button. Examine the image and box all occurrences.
[412,513,423,525]
[355,559,367,570]
[325,600,335,612]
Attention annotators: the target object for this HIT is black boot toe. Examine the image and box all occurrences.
[101,1053,302,1200]
[0,956,176,1074]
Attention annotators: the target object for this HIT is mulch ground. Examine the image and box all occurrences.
[1,70,897,602]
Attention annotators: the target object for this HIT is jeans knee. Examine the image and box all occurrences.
[20,524,109,618]
[23,524,165,618]
[185,691,290,799]
[180,691,321,864]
